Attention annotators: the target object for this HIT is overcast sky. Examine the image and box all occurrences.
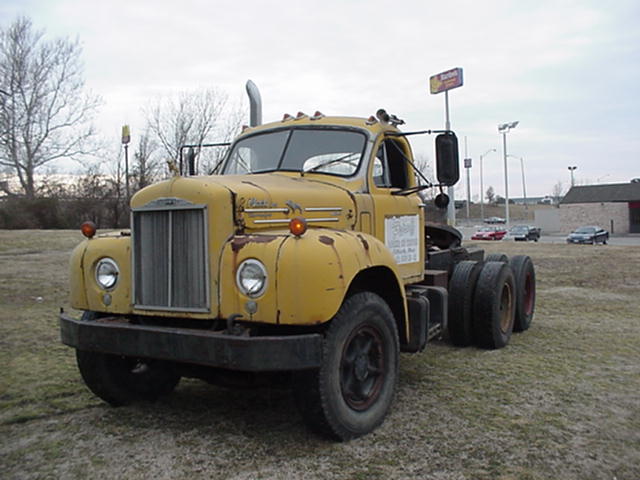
[2,0,639,197]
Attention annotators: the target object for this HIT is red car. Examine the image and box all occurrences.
[471,226,507,241]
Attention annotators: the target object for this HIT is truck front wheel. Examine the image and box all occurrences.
[76,350,181,406]
[75,312,180,406]
[294,292,399,441]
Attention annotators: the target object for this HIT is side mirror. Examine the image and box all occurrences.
[435,132,460,186]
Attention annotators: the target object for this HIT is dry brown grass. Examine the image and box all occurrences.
[1,231,638,479]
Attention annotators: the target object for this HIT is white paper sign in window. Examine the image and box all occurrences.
[384,215,419,264]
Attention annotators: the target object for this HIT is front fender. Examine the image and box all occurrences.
[218,230,405,327]
[276,230,404,326]
[69,235,132,314]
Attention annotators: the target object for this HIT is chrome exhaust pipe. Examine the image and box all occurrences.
[245,80,262,127]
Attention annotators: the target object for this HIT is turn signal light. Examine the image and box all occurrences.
[289,217,307,237]
[81,221,97,238]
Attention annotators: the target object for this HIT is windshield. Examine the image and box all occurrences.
[510,226,528,233]
[222,128,367,176]
[575,227,596,234]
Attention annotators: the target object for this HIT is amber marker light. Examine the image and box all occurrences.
[289,217,307,237]
[81,221,97,238]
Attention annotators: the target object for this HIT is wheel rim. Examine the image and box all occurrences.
[523,272,534,315]
[499,282,514,333]
[340,325,385,411]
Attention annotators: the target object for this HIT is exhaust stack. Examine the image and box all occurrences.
[245,80,262,127]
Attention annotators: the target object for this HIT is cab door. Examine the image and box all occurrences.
[369,135,424,283]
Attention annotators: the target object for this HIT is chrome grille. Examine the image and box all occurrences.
[132,201,209,312]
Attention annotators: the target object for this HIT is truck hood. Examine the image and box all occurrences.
[216,173,357,232]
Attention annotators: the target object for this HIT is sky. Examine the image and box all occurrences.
[2,0,639,198]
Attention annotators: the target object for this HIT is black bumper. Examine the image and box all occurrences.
[60,313,323,372]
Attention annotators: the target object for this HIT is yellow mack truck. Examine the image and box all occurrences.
[60,99,536,440]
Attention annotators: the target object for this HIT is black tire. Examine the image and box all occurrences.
[473,262,516,349]
[293,292,399,441]
[448,261,482,346]
[76,312,180,406]
[509,255,536,332]
[485,253,509,263]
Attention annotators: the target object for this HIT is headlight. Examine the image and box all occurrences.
[236,259,267,298]
[95,258,119,290]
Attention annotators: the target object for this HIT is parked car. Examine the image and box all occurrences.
[566,226,609,245]
[485,216,506,224]
[505,225,541,242]
[471,225,508,241]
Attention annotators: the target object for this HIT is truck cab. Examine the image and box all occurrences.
[60,111,535,441]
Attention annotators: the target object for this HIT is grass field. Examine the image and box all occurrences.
[1,230,639,479]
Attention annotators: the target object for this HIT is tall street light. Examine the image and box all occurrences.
[498,121,519,225]
[479,148,496,222]
[568,165,577,187]
[508,154,528,210]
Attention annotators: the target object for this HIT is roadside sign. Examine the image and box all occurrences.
[429,68,464,94]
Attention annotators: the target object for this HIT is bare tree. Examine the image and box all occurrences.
[486,186,495,203]
[146,88,228,173]
[132,127,159,190]
[0,17,101,198]
[551,180,565,206]
[413,153,435,200]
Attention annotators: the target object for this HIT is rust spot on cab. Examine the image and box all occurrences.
[356,234,369,250]
[231,235,279,252]
[319,235,334,246]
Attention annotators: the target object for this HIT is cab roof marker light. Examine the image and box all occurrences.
[310,111,325,120]
[282,113,294,122]
[366,116,378,125]
[295,111,308,120]
[241,124,250,132]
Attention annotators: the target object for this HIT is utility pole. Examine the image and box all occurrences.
[463,136,471,219]
[479,148,496,221]
[122,125,131,201]
[498,121,519,225]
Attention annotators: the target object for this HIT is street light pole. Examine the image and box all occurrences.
[479,148,496,222]
[508,154,528,210]
[568,166,577,187]
[498,121,519,225]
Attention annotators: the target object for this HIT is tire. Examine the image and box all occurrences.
[485,253,508,263]
[76,312,181,406]
[509,255,536,332]
[293,292,399,441]
[473,262,516,349]
[448,261,482,346]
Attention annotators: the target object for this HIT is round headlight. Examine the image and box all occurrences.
[236,259,267,298]
[95,258,119,290]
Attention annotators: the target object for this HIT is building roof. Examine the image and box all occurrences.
[561,182,640,204]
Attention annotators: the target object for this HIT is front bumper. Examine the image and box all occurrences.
[60,312,323,372]
[566,237,592,244]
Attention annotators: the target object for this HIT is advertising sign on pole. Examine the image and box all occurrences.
[429,68,464,95]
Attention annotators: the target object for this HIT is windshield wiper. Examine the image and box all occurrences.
[302,152,359,174]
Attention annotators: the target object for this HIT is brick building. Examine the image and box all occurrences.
[557,182,640,234]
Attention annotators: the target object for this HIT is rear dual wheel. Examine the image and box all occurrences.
[473,261,516,349]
